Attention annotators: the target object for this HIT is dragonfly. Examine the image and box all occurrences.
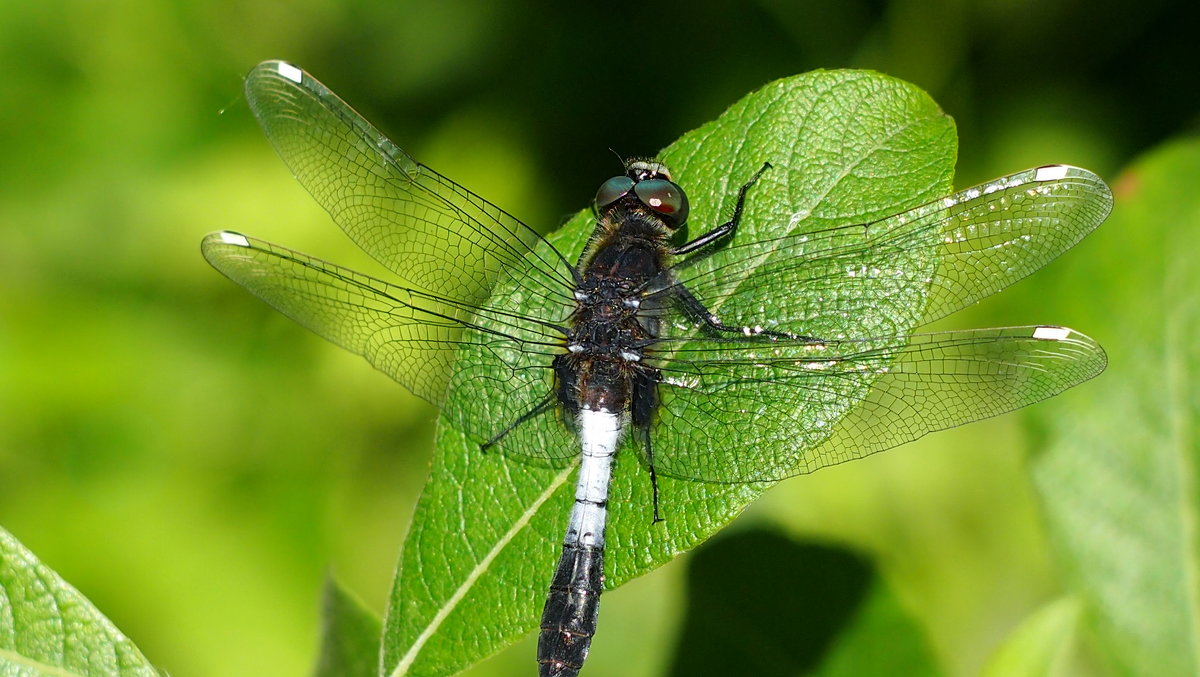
[203,61,1111,677]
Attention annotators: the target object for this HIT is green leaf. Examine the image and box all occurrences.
[312,576,381,677]
[382,70,956,676]
[811,580,942,677]
[1031,138,1200,675]
[666,529,941,677]
[978,597,1080,677]
[0,526,157,677]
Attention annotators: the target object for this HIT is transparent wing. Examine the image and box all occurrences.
[202,231,570,414]
[643,326,1106,482]
[642,166,1112,339]
[243,60,575,308]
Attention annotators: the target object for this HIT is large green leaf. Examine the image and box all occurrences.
[1031,139,1200,675]
[0,526,157,677]
[381,70,957,676]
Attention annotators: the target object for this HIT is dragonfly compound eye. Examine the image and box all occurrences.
[595,176,635,208]
[634,179,689,224]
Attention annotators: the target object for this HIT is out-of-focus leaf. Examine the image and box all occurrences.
[979,597,1079,677]
[1031,138,1200,675]
[812,581,943,677]
[312,575,381,677]
[0,526,157,676]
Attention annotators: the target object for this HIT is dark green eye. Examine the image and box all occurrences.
[634,179,689,223]
[595,176,635,207]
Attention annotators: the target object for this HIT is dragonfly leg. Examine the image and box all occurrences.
[632,371,665,523]
[666,161,816,342]
[634,426,664,524]
[670,162,771,256]
[481,390,558,452]
[671,283,818,342]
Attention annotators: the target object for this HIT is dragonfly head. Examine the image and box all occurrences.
[594,158,690,227]
[625,159,673,182]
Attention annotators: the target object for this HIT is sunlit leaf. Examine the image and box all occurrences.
[1032,138,1200,675]
[0,526,157,677]
[381,69,958,676]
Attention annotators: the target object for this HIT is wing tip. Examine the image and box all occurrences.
[1031,325,1073,341]
[1030,164,1110,192]
[1030,325,1108,378]
[1030,164,1114,221]
[275,61,303,84]
[251,59,300,75]
[211,230,251,247]
[246,60,306,94]
[1033,165,1071,182]
[201,231,251,267]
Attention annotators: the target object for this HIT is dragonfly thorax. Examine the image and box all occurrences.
[563,275,654,374]
[556,170,679,419]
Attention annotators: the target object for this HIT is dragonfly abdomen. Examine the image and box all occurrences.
[537,541,603,677]
[538,409,619,677]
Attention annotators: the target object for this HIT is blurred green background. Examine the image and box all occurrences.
[1,1,1197,676]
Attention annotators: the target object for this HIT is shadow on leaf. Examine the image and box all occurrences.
[666,528,940,677]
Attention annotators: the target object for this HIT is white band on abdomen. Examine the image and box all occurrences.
[565,409,621,548]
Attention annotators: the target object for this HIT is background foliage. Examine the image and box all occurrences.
[1,1,1197,675]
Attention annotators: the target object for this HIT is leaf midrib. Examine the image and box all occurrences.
[0,646,87,677]
[387,461,578,677]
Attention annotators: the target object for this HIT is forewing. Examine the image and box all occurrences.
[243,60,574,308]
[645,166,1111,338]
[646,326,1106,482]
[202,231,571,433]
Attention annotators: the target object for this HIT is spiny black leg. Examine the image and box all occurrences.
[481,391,557,452]
[630,369,665,525]
[672,283,818,342]
[668,161,817,341]
[670,162,772,256]
[636,426,664,524]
